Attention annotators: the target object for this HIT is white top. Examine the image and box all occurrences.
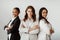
[39,19,53,35]
[19,18,39,35]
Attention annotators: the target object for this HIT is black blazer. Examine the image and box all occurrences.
[4,16,20,34]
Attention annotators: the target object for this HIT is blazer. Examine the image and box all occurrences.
[4,16,21,40]
[4,16,20,34]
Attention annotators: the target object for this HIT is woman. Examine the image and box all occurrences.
[19,6,39,40]
[4,7,20,40]
[38,7,54,40]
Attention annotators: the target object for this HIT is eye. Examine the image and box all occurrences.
[28,11,30,12]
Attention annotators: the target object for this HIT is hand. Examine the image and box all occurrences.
[28,25,39,32]
[32,25,39,30]
[5,25,13,30]
[22,25,25,28]
[5,28,10,31]
[28,28,33,32]
[50,29,54,34]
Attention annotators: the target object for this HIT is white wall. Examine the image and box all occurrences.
[0,0,60,40]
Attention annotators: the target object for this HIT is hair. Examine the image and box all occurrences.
[39,7,49,23]
[23,6,36,22]
[14,7,20,13]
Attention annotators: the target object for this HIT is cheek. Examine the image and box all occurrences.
[42,13,45,17]
[30,12,33,15]
[27,11,31,16]
[42,13,44,16]
[13,13,17,16]
[44,13,47,16]
[42,13,47,17]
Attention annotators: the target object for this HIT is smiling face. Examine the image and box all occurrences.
[12,9,19,17]
[27,8,33,19]
[42,9,48,18]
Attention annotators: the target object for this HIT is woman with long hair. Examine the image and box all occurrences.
[38,7,54,40]
[19,6,39,40]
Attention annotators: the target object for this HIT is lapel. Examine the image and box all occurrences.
[11,16,19,25]
[7,20,11,25]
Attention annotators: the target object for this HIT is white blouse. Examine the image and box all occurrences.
[39,19,52,35]
[20,19,39,35]
[19,19,39,40]
[38,19,54,40]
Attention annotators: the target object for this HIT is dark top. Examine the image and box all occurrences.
[4,16,20,34]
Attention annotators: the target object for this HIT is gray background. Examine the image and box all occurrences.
[0,0,60,40]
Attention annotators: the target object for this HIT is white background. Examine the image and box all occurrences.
[0,0,60,40]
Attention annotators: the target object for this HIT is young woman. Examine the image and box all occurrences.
[38,7,54,40]
[20,6,39,40]
[4,7,20,40]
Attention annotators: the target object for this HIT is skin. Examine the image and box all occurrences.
[42,9,47,18]
[22,8,39,32]
[26,8,39,32]
[6,9,19,30]
[27,8,33,19]
[22,8,33,28]
[42,9,54,34]
[12,9,19,17]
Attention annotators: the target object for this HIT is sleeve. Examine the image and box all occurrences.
[49,23,54,30]
[29,21,39,34]
[49,23,54,34]
[9,19,20,33]
[4,20,11,30]
[19,21,29,33]
[29,29,39,34]
[40,19,50,35]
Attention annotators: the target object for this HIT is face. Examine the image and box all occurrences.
[42,9,47,18]
[12,9,19,17]
[27,8,33,19]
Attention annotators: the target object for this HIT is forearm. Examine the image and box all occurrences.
[29,25,39,34]
[29,29,39,34]
[20,27,29,33]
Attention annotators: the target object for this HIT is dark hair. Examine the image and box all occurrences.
[14,7,20,13]
[23,6,36,22]
[39,7,49,23]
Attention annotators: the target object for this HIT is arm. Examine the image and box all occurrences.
[4,20,11,30]
[8,19,20,33]
[4,25,8,30]
[49,24,54,34]
[40,19,50,35]
[19,21,29,33]
[29,25,39,34]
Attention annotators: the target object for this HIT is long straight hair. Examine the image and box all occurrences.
[39,7,49,23]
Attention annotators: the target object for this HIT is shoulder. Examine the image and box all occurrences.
[39,19,47,26]
[39,19,46,23]
[15,16,20,21]
[33,20,39,25]
[16,17,20,23]
[20,20,25,24]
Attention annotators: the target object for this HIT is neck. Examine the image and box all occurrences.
[13,16,18,18]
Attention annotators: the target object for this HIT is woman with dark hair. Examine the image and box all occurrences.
[38,7,54,40]
[4,7,20,40]
[20,6,39,40]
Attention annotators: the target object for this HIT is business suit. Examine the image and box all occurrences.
[4,16,20,40]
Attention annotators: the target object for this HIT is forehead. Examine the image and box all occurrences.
[42,9,47,12]
[13,9,18,12]
[27,8,32,11]
[13,9,17,10]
